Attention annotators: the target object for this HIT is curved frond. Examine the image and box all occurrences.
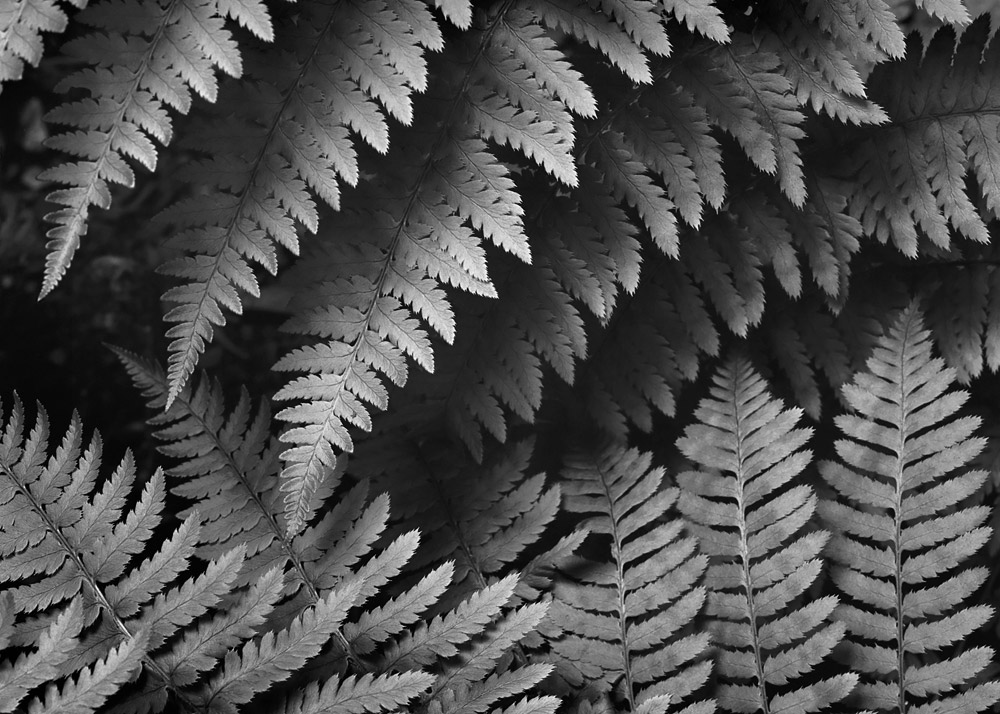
[0,395,257,714]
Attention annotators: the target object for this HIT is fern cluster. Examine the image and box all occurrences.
[4,302,999,713]
[5,0,1000,712]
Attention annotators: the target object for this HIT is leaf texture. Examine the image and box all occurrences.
[38,0,268,296]
[677,359,857,714]
[156,0,442,408]
[846,16,999,257]
[0,395,257,714]
[0,0,79,91]
[819,304,1000,714]
[547,443,713,712]
[270,0,617,533]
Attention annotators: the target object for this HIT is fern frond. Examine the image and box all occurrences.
[673,37,807,205]
[114,349,418,674]
[38,0,267,297]
[0,597,84,713]
[357,438,585,613]
[0,395,268,714]
[576,258,718,436]
[155,0,442,407]
[819,304,1000,714]
[756,2,888,125]
[0,0,80,91]
[663,0,729,44]
[846,16,998,257]
[676,359,856,714]
[276,671,435,714]
[271,0,623,531]
[547,443,713,712]
[28,628,148,714]
[192,579,362,713]
[804,0,905,62]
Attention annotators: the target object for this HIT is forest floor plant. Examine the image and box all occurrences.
[2,0,1000,712]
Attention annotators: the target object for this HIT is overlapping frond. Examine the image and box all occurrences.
[845,15,999,257]
[271,0,637,533]
[677,359,856,714]
[671,37,807,205]
[756,1,889,125]
[0,395,254,713]
[576,257,716,437]
[114,347,560,714]
[38,0,270,297]
[114,349,410,670]
[546,444,712,714]
[355,437,586,611]
[156,0,443,408]
[819,304,1000,714]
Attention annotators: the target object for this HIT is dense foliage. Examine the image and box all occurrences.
[2,0,1000,712]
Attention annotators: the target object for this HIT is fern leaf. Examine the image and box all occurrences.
[847,17,997,257]
[916,0,971,24]
[819,304,1000,714]
[577,260,716,436]
[156,0,442,406]
[272,0,611,531]
[434,601,549,693]
[0,0,77,91]
[37,0,261,297]
[677,358,856,714]
[433,668,555,714]
[432,0,471,28]
[0,396,281,714]
[345,563,454,656]
[673,38,807,205]
[115,350,407,678]
[278,671,435,714]
[496,9,597,118]
[533,0,653,83]
[663,0,729,43]
[358,438,582,610]
[0,598,83,713]
[26,628,147,714]
[757,4,888,125]
[805,0,905,61]
[548,444,712,711]
[194,579,362,713]
[109,566,286,714]
[378,573,517,673]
